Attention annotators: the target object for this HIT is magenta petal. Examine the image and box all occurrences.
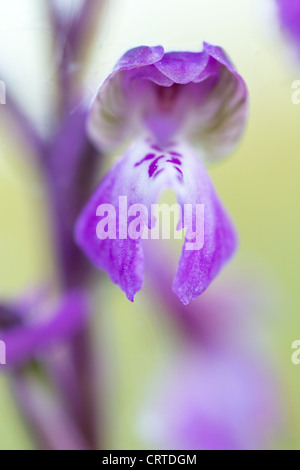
[173,150,238,305]
[75,149,148,302]
[2,292,89,368]
[127,65,174,86]
[203,42,236,73]
[76,188,144,301]
[155,51,209,84]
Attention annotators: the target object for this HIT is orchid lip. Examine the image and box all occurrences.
[76,137,239,304]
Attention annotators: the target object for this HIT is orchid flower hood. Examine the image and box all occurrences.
[75,43,248,305]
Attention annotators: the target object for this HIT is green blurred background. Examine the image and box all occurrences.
[0,0,299,449]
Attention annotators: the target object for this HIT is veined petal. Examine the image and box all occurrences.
[75,140,237,304]
[87,46,166,152]
[190,43,248,163]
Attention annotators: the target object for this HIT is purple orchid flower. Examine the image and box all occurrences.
[75,43,248,305]
[276,0,300,51]
[0,291,94,449]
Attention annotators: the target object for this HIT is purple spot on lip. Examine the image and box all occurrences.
[135,153,156,167]
[149,156,164,178]
[174,166,184,180]
[151,145,162,152]
[166,158,182,166]
[169,151,183,157]
[166,141,177,147]
[153,169,164,179]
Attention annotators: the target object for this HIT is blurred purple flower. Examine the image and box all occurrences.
[139,347,281,451]
[0,291,90,368]
[76,44,248,305]
[138,242,284,451]
[276,0,300,51]
[144,242,266,347]
[0,291,97,450]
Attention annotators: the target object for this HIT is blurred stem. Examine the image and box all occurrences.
[1,0,105,451]
[47,0,106,115]
[46,326,99,449]
[43,2,106,449]
[4,95,46,161]
[11,371,92,450]
[70,327,99,449]
[48,139,100,449]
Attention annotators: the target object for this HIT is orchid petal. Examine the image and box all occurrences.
[154,51,209,84]
[173,146,238,305]
[114,45,165,72]
[87,42,248,163]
